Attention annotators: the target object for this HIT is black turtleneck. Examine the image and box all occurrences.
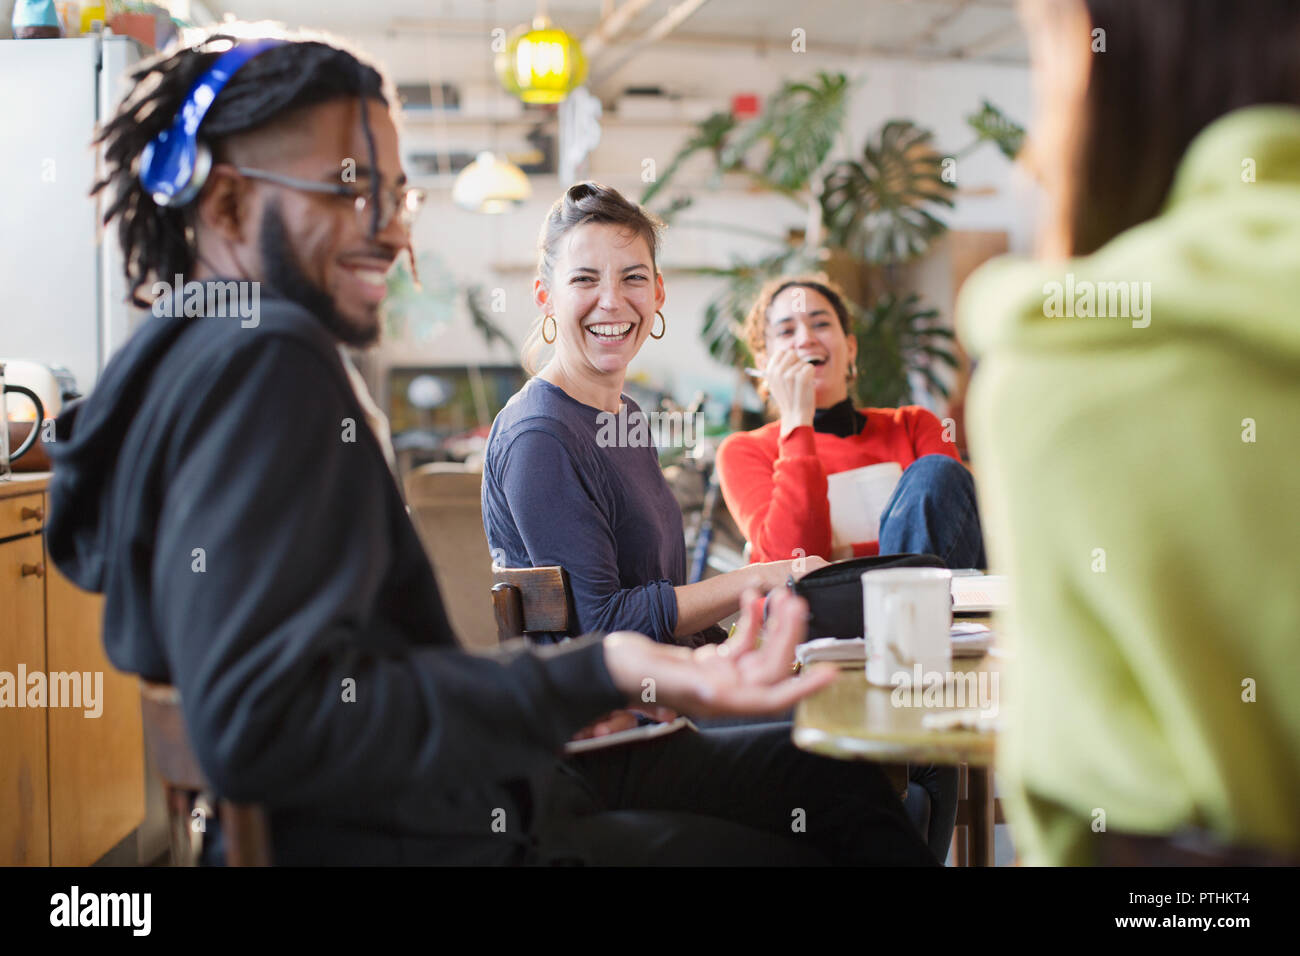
[812,397,864,438]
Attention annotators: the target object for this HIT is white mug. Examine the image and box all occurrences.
[863,567,953,686]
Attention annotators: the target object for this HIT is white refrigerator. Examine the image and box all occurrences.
[0,34,147,396]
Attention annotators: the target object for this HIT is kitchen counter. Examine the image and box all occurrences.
[0,471,51,496]
[1,469,146,865]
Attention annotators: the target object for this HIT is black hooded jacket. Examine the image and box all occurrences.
[45,289,623,863]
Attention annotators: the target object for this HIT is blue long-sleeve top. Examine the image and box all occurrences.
[483,377,685,643]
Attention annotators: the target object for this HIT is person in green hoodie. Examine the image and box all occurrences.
[958,0,1300,865]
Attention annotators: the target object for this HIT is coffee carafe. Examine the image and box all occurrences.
[0,362,46,480]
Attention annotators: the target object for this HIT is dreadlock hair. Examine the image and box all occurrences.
[93,24,395,307]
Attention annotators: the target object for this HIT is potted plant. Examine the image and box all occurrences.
[643,75,1024,413]
[107,1,157,48]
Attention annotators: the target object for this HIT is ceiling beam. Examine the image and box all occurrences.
[588,0,714,91]
[903,0,976,55]
[583,0,657,61]
[583,27,1024,64]
[947,21,1023,59]
[386,11,1029,65]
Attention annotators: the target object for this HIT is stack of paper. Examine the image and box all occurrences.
[950,621,994,657]
[951,573,1009,613]
[796,622,993,666]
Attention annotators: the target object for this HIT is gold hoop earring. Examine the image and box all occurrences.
[651,311,666,340]
[541,314,557,344]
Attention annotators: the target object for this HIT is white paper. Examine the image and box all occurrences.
[826,462,903,548]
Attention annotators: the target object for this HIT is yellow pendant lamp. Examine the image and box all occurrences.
[495,14,588,105]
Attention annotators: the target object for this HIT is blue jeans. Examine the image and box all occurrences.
[879,453,988,859]
[879,454,986,570]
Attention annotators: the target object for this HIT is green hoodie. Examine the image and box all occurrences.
[957,105,1300,865]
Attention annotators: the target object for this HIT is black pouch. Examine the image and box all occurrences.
[773,553,948,641]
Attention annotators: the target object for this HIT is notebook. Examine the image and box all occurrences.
[827,462,903,550]
[563,716,699,754]
[950,573,1009,613]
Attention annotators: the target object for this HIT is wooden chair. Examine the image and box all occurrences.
[138,680,272,866]
[952,764,1005,866]
[490,565,577,643]
[404,463,499,651]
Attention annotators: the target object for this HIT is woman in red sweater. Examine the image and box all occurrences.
[717,274,978,859]
[717,274,985,569]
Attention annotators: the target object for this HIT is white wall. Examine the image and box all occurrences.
[344,28,1034,411]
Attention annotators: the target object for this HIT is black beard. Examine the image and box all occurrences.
[257,199,379,348]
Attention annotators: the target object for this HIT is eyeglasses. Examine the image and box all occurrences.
[230,166,426,237]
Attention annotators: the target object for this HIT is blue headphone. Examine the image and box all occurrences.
[138,38,285,208]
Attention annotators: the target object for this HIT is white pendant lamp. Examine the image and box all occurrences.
[451,151,531,214]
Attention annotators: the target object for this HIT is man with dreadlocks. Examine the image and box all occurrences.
[44,26,935,866]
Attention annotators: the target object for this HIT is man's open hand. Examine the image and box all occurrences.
[602,587,837,718]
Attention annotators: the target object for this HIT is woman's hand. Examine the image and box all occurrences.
[783,554,829,581]
[602,588,837,718]
[749,555,830,592]
[765,349,818,438]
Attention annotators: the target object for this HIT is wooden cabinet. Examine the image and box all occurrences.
[0,474,145,866]
[0,529,49,865]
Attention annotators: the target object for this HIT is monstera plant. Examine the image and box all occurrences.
[961,99,1027,160]
[852,293,958,408]
[642,72,850,210]
[820,119,956,266]
[643,75,1023,411]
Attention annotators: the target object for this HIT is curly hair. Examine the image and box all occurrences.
[743,269,852,351]
[92,24,393,306]
[740,273,855,399]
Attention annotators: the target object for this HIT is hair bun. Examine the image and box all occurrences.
[566,182,599,204]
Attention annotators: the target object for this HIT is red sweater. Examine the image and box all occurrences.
[716,406,960,562]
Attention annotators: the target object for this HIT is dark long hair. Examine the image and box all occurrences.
[1029,0,1300,258]
[93,25,392,306]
